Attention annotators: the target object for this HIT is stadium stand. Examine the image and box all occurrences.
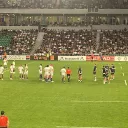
[0,29,38,55]
[98,29,128,55]
[35,29,97,55]
[0,0,128,9]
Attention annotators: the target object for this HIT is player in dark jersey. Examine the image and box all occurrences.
[102,66,106,77]
[104,67,110,84]
[78,67,82,82]
[105,64,109,71]
[102,66,106,84]
[93,64,97,81]
[110,64,115,80]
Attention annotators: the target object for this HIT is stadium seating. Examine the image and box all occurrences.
[35,29,97,55]
[0,29,38,55]
[0,30,15,47]
[0,0,127,9]
[98,29,128,55]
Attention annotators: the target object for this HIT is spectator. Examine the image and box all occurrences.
[0,111,9,128]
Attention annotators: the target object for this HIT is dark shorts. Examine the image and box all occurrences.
[78,74,82,77]
[103,74,106,77]
[105,75,109,78]
[93,71,96,75]
[111,72,114,75]
[67,74,70,77]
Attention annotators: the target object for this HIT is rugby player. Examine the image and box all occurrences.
[102,66,106,84]
[3,58,8,69]
[0,65,4,80]
[12,60,15,74]
[44,65,50,82]
[104,65,110,84]
[18,65,24,79]
[49,64,54,82]
[39,64,43,81]
[110,64,115,80]
[93,64,97,81]
[10,64,14,80]
[24,64,28,80]
[60,67,66,83]
[78,67,82,82]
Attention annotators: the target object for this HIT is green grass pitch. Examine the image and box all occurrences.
[0,60,128,128]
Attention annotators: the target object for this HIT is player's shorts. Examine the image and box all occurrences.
[10,71,13,74]
[19,72,23,74]
[93,71,96,75]
[103,73,106,77]
[39,70,42,74]
[50,72,54,77]
[67,74,70,77]
[111,72,114,75]
[0,72,4,75]
[78,74,82,77]
[45,72,50,77]
[105,75,109,78]
[4,63,7,66]
[24,71,28,75]
[61,74,66,77]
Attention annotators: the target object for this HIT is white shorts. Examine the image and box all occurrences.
[24,71,28,75]
[10,71,13,74]
[0,72,3,75]
[50,72,54,77]
[19,72,23,75]
[61,74,66,77]
[44,72,50,77]
[39,70,42,74]
[4,63,7,66]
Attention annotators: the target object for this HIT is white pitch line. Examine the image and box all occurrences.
[72,101,128,103]
[124,80,128,86]
[120,66,122,70]
[122,73,124,76]
[56,126,113,128]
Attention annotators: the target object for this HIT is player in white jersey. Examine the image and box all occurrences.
[18,65,24,79]
[0,65,4,80]
[10,64,14,80]
[39,64,43,81]
[44,65,50,82]
[3,58,8,69]
[60,67,66,83]
[24,64,28,80]
[12,60,15,73]
[49,64,54,82]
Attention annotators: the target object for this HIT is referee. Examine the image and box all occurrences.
[0,111,9,128]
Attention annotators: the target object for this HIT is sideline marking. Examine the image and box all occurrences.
[124,80,127,86]
[71,101,128,103]
[120,66,122,70]
[122,73,124,76]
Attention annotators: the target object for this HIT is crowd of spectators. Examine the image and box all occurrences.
[1,28,128,56]
[0,0,128,9]
[0,29,38,55]
[35,29,97,55]
[98,29,128,55]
